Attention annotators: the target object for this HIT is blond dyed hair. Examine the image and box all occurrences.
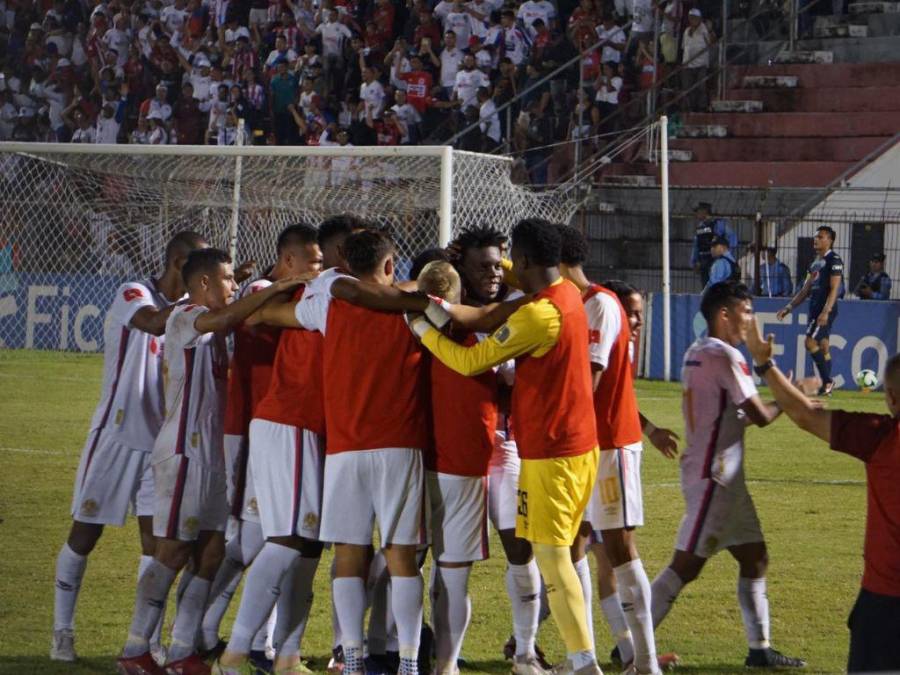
[416,261,462,304]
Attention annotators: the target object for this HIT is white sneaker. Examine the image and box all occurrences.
[512,654,550,674]
[621,664,661,675]
[150,642,167,666]
[550,659,603,675]
[50,629,77,662]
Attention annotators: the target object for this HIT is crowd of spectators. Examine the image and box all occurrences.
[0,0,723,183]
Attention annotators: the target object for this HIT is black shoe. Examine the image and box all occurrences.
[818,380,834,396]
[503,635,516,661]
[249,649,274,674]
[745,647,806,668]
[198,638,227,662]
[610,646,622,666]
[419,623,434,674]
[384,650,400,672]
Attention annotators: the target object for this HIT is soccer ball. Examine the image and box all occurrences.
[856,369,878,391]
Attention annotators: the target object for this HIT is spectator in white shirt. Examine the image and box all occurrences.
[516,0,556,39]
[316,9,352,95]
[477,86,501,146]
[130,116,150,144]
[453,52,489,109]
[595,15,626,64]
[444,0,477,47]
[390,89,421,143]
[594,60,622,129]
[439,30,464,96]
[265,35,299,70]
[681,8,714,111]
[358,65,385,120]
[160,0,188,35]
[95,96,126,143]
[101,14,131,67]
[62,97,96,143]
[147,111,168,144]
[499,10,528,66]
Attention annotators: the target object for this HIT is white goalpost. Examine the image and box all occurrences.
[0,142,579,352]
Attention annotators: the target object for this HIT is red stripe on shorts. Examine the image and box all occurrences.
[480,476,490,559]
[291,427,303,534]
[166,456,190,540]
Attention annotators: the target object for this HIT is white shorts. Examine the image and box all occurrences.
[585,443,644,534]
[319,448,425,546]
[71,431,155,526]
[224,433,260,524]
[248,419,325,540]
[488,431,520,532]
[675,474,764,558]
[427,471,489,563]
[153,454,229,542]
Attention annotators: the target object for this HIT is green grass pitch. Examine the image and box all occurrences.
[0,350,883,674]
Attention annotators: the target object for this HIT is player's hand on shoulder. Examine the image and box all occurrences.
[235,259,257,283]
[272,274,316,293]
[424,294,452,329]
[649,426,679,459]
[405,311,433,340]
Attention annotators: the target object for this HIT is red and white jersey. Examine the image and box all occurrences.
[152,304,229,471]
[91,279,176,452]
[293,267,429,454]
[223,278,280,436]
[583,284,642,449]
[681,337,757,486]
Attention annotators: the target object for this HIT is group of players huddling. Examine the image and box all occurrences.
[51,216,809,675]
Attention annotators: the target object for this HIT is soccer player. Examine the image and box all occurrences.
[116,248,306,675]
[746,324,900,673]
[556,225,678,675]
[450,227,548,674]
[200,224,325,668]
[409,218,602,675]
[417,260,495,675]
[777,226,844,396]
[51,231,207,663]
[649,281,805,669]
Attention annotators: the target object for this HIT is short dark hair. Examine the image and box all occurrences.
[816,225,836,244]
[456,225,507,261]
[342,229,395,276]
[277,223,318,254]
[317,214,370,247]
[600,279,639,305]
[165,230,206,265]
[700,280,752,322]
[182,248,231,286]
[512,218,561,267]
[410,247,450,280]
[557,224,590,266]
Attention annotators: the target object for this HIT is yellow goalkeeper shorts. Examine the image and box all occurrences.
[516,448,599,546]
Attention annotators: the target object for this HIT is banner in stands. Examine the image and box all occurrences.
[644,294,900,389]
[0,274,118,351]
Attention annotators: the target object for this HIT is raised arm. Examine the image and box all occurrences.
[131,304,180,336]
[195,277,305,333]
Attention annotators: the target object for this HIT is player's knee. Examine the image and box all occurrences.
[155,540,192,571]
[804,337,817,352]
[742,553,769,578]
[67,521,104,556]
[195,537,226,579]
[500,530,533,565]
[383,544,420,577]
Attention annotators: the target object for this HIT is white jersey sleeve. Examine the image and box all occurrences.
[584,291,621,369]
[293,267,352,334]
[169,304,209,350]
[108,281,157,330]
[719,345,758,407]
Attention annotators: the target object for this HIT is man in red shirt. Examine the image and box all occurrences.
[747,325,900,673]
[392,52,434,115]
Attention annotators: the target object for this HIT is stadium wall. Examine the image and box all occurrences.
[643,294,900,388]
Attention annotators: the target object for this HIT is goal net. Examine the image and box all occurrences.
[0,144,578,352]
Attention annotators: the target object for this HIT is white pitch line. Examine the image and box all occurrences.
[0,373,93,384]
[0,446,70,456]
[646,479,864,488]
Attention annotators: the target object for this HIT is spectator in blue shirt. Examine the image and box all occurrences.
[690,201,737,288]
[855,253,892,300]
[703,235,740,291]
[758,247,793,297]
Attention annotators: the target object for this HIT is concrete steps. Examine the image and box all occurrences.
[683,111,900,137]
[668,161,853,186]
[668,136,891,162]
[741,75,799,88]
[729,62,900,87]
[724,85,900,111]
[773,50,834,63]
[710,99,765,112]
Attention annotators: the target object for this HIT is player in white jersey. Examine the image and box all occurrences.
[51,231,207,664]
[649,281,806,669]
[117,248,306,675]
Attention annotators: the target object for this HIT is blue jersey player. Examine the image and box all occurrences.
[777,226,844,395]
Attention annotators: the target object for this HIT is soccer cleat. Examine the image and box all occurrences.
[609,647,621,667]
[419,622,435,674]
[364,654,390,675]
[116,652,168,675]
[511,654,550,674]
[745,647,806,668]
[818,381,834,397]
[211,660,257,675]
[199,639,228,662]
[549,659,602,675]
[327,646,345,674]
[152,643,168,666]
[249,649,274,674]
[503,637,551,670]
[657,652,680,671]
[50,628,77,662]
[165,653,213,674]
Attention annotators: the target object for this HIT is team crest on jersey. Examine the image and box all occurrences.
[495,325,512,343]
[303,512,319,529]
[183,517,200,537]
[246,498,259,515]
[739,362,751,376]
[123,288,144,302]
[588,329,600,344]
[704,536,719,556]
[115,409,124,425]
[191,433,200,448]
[80,499,99,517]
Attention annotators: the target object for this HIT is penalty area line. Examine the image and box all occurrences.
[0,446,70,456]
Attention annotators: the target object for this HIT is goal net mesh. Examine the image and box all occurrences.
[0,146,578,352]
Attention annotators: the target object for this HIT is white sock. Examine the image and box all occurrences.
[506,561,541,658]
[227,542,299,655]
[392,574,424,671]
[200,554,245,650]
[123,560,177,658]
[600,593,633,665]
[613,559,658,673]
[569,649,596,669]
[54,543,87,631]
[334,576,367,672]
[252,613,271,652]
[138,555,166,649]
[432,566,472,673]
[738,577,770,650]
[650,566,683,629]
[168,576,210,661]
[573,557,594,652]
[367,552,391,655]
[274,555,320,659]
